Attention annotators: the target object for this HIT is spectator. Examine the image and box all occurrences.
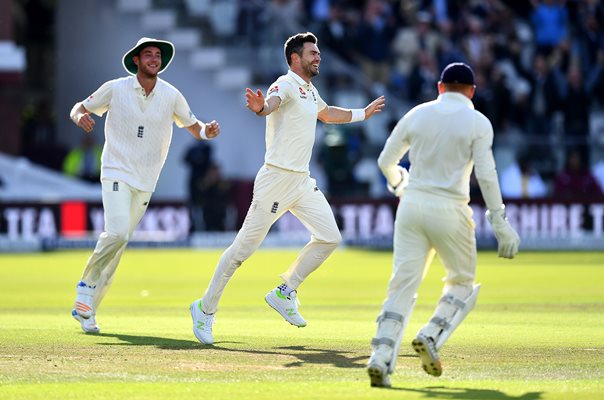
[319,126,358,197]
[553,147,603,199]
[561,65,591,145]
[407,50,439,103]
[21,98,66,171]
[62,134,102,183]
[461,14,491,67]
[353,0,397,89]
[317,1,356,64]
[196,163,231,231]
[183,140,213,232]
[522,53,562,136]
[531,0,568,56]
[481,65,514,133]
[586,50,604,107]
[391,11,441,83]
[500,154,548,199]
[573,1,604,76]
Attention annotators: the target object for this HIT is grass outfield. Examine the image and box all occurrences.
[0,249,603,399]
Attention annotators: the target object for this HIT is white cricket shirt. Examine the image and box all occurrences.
[378,92,503,209]
[264,70,327,173]
[82,76,197,192]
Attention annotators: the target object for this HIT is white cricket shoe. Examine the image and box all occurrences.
[412,333,442,377]
[71,309,100,333]
[74,281,95,319]
[264,288,306,327]
[190,299,215,345]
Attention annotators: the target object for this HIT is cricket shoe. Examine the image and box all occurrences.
[74,281,95,319]
[367,352,392,388]
[412,333,442,377]
[264,288,306,327]
[190,299,214,345]
[71,309,100,333]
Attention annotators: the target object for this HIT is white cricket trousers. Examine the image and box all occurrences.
[80,180,152,310]
[201,164,342,314]
[381,190,476,315]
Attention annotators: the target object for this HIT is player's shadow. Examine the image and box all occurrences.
[94,335,396,370]
[95,333,241,350]
[384,386,543,400]
[95,334,365,369]
[273,345,371,369]
[202,344,368,369]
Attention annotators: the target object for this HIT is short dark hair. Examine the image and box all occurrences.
[284,32,318,66]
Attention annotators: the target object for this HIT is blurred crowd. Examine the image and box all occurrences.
[14,0,604,229]
[217,0,604,200]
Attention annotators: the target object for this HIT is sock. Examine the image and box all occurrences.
[277,283,294,297]
[77,281,96,289]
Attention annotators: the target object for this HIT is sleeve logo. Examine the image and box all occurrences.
[268,85,279,95]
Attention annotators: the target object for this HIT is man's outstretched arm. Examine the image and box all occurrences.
[318,95,385,124]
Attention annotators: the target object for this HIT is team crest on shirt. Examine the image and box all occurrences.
[298,87,307,99]
[268,86,279,95]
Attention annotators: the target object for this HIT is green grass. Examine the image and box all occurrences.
[0,249,603,399]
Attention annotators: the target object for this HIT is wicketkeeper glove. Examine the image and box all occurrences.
[486,206,520,259]
[387,166,409,197]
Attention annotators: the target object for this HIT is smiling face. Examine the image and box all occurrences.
[299,42,321,79]
[133,45,162,77]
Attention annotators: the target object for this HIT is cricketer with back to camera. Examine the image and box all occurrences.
[367,62,520,387]
[69,37,221,334]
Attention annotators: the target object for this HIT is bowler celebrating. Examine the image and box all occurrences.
[190,32,385,344]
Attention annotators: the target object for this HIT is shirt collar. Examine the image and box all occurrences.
[287,69,312,89]
[132,75,142,89]
[131,75,157,95]
[438,92,474,109]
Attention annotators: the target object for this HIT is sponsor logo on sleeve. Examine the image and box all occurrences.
[268,85,279,95]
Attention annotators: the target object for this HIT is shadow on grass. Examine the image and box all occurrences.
[95,333,372,369]
[208,344,373,369]
[274,345,369,369]
[95,333,241,350]
[382,386,543,399]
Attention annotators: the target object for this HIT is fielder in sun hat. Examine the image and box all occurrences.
[122,37,175,75]
[439,62,475,85]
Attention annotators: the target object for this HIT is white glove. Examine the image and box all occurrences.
[486,206,520,259]
[387,166,409,197]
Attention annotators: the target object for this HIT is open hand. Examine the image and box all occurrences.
[364,96,386,120]
[245,88,265,113]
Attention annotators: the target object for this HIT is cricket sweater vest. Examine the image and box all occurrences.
[102,77,179,192]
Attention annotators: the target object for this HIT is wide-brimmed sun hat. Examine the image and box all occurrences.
[122,37,175,75]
